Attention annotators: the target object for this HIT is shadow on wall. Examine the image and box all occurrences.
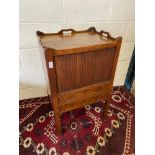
[19,82,48,100]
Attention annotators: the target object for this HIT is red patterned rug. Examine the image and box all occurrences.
[19,86,135,155]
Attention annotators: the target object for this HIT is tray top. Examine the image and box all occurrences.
[37,27,119,51]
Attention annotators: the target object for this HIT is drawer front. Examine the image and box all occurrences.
[59,91,109,113]
[59,82,112,107]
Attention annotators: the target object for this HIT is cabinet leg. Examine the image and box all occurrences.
[52,97,62,135]
[55,114,62,135]
[103,95,111,119]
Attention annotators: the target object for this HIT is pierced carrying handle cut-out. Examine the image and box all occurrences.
[88,27,112,39]
[100,30,112,39]
[58,29,76,36]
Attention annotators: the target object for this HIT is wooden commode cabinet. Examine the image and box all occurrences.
[36,27,122,134]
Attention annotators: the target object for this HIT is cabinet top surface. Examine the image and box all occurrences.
[37,27,119,51]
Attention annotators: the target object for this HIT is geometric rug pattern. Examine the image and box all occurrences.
[19,86,135,155]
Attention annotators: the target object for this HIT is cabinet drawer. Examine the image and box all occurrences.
[60,91,108,113]
[59,81,112,105]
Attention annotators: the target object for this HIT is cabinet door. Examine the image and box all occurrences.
[55,48,116,93]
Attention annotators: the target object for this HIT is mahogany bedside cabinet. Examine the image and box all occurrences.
[36,27,122,134]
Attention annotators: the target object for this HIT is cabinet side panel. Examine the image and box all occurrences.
[55,48,115,92]
[39,47,50,95]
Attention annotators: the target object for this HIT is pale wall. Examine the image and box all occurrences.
[19,0,135,99]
